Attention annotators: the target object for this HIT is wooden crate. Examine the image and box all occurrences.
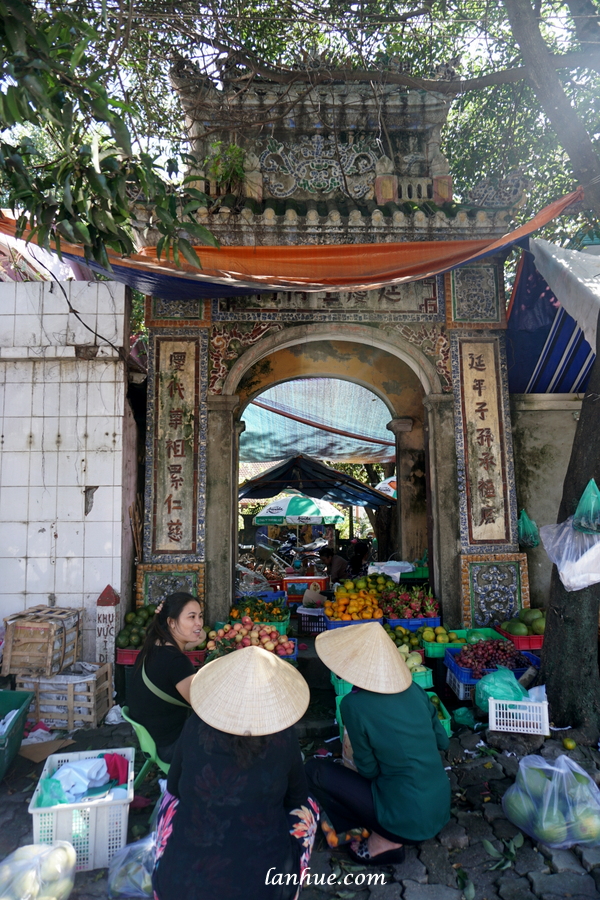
[2,606,82,677]
[16,663,113,731]
[135,563,205,609]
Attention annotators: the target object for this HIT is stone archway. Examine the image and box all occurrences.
[205,324,459,622]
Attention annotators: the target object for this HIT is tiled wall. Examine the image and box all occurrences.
[0,281,135,660]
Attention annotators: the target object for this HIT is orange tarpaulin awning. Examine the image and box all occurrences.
[0,188,582,297]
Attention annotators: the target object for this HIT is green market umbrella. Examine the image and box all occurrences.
[252,494,345,525]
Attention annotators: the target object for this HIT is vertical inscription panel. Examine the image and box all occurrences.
[153,338,200,554]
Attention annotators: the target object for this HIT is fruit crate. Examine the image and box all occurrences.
[399,567,429,581]
[331,672,353,697]
[284,576,329,602]
[16,664,113,731]
[240,591,287,603]
[488,698,550,736]
[296,607,328,635]
[444,647,540,686]
[494,626,544,651]
[385,617,440,631]
[426,691,452,738]
[282,638,298,662]
[29,747,135,871]
[0,689,34,780]
[267,579,284,592]
[116,649,206,667]
[423,627,507,658]
[412,667,433,689]
[231,614,291,636]
[326,617,383,630]
[446,668,475,702]
[2,606,81,677]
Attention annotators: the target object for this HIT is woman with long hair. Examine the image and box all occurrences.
[152,646,319,900]
[346,541,370,578]
[127,592,204,762]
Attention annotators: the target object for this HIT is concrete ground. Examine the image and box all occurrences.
[3,716,600,900]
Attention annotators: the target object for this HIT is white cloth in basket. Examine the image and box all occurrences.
[53,757,109,802]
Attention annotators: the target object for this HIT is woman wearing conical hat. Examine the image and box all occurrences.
[306,622,451,865]
[152,646,318,900]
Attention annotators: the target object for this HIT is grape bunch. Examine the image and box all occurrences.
[454,640,530,680]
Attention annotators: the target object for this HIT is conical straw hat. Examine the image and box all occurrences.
[189,645,310,736]
[315,622,412,693]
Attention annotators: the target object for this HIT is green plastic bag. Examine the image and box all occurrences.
[573,479,600,534]
[518,509,540,548]
[475,665,529,714]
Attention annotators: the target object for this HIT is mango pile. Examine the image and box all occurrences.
[325,578,384,621]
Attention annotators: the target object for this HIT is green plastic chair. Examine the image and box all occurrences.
[122,705,170,789]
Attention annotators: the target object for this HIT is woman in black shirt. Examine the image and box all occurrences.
[127,592,205,762]
[152,646,318,900]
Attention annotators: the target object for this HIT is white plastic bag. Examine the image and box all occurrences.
[503,754,600,847]
[108,834,156,899]
[540,516,600,591]
[0,842,76,900]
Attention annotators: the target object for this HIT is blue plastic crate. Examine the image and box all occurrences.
[235,591,286,603]
[281,638,298,662]
[326,618,383,630]
[444,646,539,685]
[384,616,441,631]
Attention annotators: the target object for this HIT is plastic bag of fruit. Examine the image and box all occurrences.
[108,834,156,898]
[573,478,600,534]
[518,508,540,549]
[540,516,600,591]
[475,665,528,713]
[0,842,76,900]
[503,754,600,848]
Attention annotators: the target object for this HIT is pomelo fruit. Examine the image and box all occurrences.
[507,621,528,636]
[532,618,546,635]
[570,807,600,843]
[522,608,543,625]
[518,766,550,801]
[503,790,536,830]
[534,809,567,845]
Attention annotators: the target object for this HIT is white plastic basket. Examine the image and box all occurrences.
[29,747,135,871]
[488,698,550,736]
[446,668,475,701]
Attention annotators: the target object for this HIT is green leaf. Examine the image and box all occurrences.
[182,200,206,215]
[512,832,524,849]
[72,220,92,246]
[110,117,132,156]
[463,882,475,900]
[63,175,74,214]
[154,206,175,228]
[482,839,503,859]
[181,221,219,247]
[177,237,202,269]
[92,207,118,234]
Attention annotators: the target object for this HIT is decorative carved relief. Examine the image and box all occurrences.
[208,322,284,394]
[460,553,530,627]
[392,323,452,392]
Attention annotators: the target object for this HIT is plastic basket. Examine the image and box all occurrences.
[422,627,507,658]
[116,648,206,667]
[331,672,353,696]
[426,692,452,737]
[488,698,550,736]
[494,626,544,651]
[326,618,383,630]
[399,568,429,582]
[385,617,440,631]
[29,747,135,871]
[0,689,34,780]
[444,647,539,685]
[412,667,433,689]
[296,608,327,635]
[185,649,207,667]
[446,668,475,701]
[281,639,298,662]
[230,613,291,635]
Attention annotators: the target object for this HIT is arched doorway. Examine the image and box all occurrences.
[205,324,459,622]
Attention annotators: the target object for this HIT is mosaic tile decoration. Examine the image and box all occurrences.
[391,322,452,392]
[144,328,208,563]
[460,553,530,628]
[212,276,445,324]
[135,563,205,609]
[145,295,211,329]
[448,265,505,328]
[451,331,518,554]
[209,322,284,394]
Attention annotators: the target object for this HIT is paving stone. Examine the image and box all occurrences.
[484,803,506,822]
[496,875,538,900]
[485,731,545,756]
[418,841,457,887]
[455,812,495,843]
[446,738,466,762]
[302,851,340,894]
[592,868,600,893]
[500,756,520,779]
[459,759,506,787]
[450,841,497,870]
[579,845,600,871]
[401,884,463,900]
[391,849,427,884]
[528,870,599,896]
[539,740,566,761]
[448,770,459,791]
[544,847,587,875]
[492,818,522,842]
[513,847,550,877]
[363,882,400,899]
[469,869,502,900]
[439,821,469,850]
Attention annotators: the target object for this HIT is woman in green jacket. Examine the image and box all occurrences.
[305,622,450,865]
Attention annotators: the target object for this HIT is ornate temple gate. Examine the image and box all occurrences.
[140,80,528,626]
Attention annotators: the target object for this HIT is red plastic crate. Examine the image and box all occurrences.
[186,649,207,667]
[494,626,544,650]
[116,648,206,666]
[267,579,284,592]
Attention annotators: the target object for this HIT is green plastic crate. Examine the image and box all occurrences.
[0,690,34,781]
[228,613,291,636]
[335,694,345,742]
[331,672,353,696]
[422,627,508,658]
[411,666,433,688]
[426,691,452,737]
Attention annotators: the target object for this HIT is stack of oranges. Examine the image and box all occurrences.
[324,580,384,622]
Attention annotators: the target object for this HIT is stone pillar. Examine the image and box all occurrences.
[205,395,240,623]
[422,394,462,627]
[386,417,414,560]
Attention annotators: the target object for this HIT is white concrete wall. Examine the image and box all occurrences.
[0,281,134,660]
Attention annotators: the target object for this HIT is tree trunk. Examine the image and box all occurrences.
[503,0,600,217]
[539,311,600,738]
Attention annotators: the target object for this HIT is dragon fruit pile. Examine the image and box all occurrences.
[380,586,439,620]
